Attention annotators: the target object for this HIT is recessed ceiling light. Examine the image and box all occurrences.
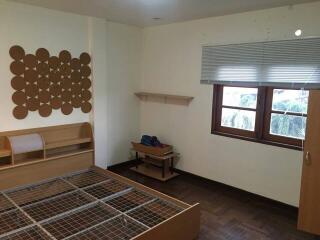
[152,17,161,20]
[295,29,302,37]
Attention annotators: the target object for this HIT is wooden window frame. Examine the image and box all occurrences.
[212,85,306,151]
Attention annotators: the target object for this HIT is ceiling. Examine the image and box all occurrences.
[10,0,319,27]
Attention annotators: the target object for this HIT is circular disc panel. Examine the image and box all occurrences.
[80,66,91,77]
[24,54,37,69]
[27,98,40,111]
[61,103,73,115]
[10,61,25,75]
[11,76,26,90]
[59,50,71,63]
[10,46,25,61]
[36,62,50,75]
[12,91,27,105]
[81,78,91,89]
[80,52,91,65]
[70,58,81,70]
[39,104,52,117]
[81,90,92,101]
[38,77,50,90]
[39,90,50,103]
[51,97,62,109]
[13,106,28,119]
[49,56,60,70]
[36,48,50,62]
[81,102,92,113]
[24,69,38,83]
[25,84,38,97]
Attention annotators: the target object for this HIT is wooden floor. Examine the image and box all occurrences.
[109,162,319,240]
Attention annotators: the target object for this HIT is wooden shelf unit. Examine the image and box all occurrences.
[135,92,194,105]
[0,123,94,170]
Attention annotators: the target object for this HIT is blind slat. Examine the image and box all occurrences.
[201,38,320,89]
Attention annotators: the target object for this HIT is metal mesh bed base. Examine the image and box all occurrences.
[0,168,185,240]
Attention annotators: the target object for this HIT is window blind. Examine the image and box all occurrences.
[201,38,320,89]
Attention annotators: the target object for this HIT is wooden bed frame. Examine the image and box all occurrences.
[0,123,200,240]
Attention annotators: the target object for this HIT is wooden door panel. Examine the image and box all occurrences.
[298,90,320,235]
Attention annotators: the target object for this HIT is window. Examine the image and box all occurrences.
[212,85,309,150]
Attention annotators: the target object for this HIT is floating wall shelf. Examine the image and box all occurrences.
[135,92,194,105]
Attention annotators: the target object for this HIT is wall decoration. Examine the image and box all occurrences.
[9,45,92,119]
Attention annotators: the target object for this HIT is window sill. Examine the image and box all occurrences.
[212,130,303,151]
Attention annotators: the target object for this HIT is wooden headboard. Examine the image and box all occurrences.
[0,122,94,190]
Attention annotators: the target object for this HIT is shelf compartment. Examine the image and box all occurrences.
[0,149,11,158]
[45,138,92,150]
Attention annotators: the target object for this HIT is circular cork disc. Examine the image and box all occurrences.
[24,54,37,69]
[51,97,62,109]
[39,90,50,103]
[38,77,50,90]
[71,71,81,83]
[36,48,50,62]
[81,90,92,101]
[70,58,81,70]
[80,53,91,65]
[62,80,72,90]
[50,72,61,84]
[13,106,28,119]
[61,103,73,115]
[50,85,62,97]
[80,66,91,77]
[39,104,52,117]
[72,95,82,108]
[24,69,38,83]
[10,61,25,75]
[60,63,71,76]
[72,83,82,94]
[11,76,26,90]
[81,78,91,89]
[12,91,27,105]
[10,46,25,61]
[59,50,71,63]
[81,102,92,113]
[36,62,50,75]
[27,98,40,111]
[25,84,38,97]
[49,56,60,70]
[61,90,72,102]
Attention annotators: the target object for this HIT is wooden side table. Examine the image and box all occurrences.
[131,149,179,181]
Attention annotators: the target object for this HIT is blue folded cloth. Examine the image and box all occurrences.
[141,135,162,147]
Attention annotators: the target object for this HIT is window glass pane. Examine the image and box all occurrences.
[222,87,258,109]
[272,89,309,114]
[221,108,256,131]
[270,113,306,139]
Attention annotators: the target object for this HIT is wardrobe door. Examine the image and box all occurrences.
[298,90,320,235]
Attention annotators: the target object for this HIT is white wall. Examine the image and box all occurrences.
[140,2,320,206]
[0,1,143,168]
[106,22,142,167]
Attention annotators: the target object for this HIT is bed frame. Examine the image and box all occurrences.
[0,123,200,240]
